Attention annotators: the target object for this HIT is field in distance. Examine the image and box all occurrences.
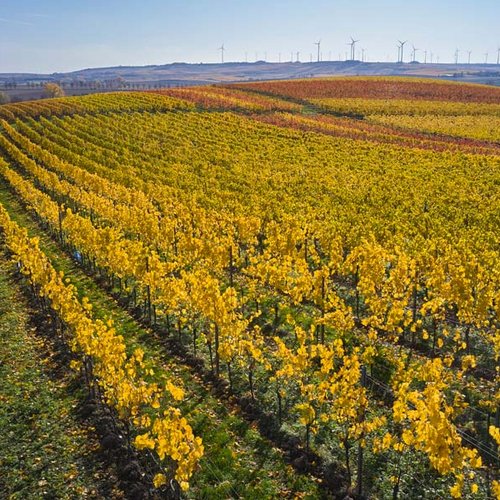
[0,77,499,499]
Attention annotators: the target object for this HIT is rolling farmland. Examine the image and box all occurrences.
[0,77,499,499]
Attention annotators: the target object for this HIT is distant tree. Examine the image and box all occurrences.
[0,91,10,104]
[116,76,126,89]
[43,82,65,98]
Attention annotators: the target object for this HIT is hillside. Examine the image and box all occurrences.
[0,77,499,499]
[1,61,500,103]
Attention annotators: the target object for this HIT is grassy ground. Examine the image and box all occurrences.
[0,180,322,498]
[0,249,123,498]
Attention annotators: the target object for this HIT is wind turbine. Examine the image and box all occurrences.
[348,37,359,60]
[398,40,407,63]
[484,52,488,64]
[314,40,321,62]
[497,47,500,65]
[296,51,300,63]
[361,48,365,62]
[411,45,419,62]
[424,50,427,64]
[218,43,225,64]
[467,50,472,64]
[454,48,460,65]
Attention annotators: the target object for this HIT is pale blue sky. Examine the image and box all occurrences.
[0,0,499,73]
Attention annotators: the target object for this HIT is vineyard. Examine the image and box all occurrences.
[0,76,499,499]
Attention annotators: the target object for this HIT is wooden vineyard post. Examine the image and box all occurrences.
[58,205,64,244]
[355,265,360,322]
[320,274,325,344]
[357,365,367,497]
[145,256,152,324]
[214,323,220,378]
[229,245,234,288]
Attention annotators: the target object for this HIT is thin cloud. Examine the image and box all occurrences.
[0,17,34,26]
[27,13,50,18]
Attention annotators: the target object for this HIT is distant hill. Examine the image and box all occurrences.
[1,60,499,102]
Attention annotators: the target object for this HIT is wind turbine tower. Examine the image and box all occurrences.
[454,48,460,65]
[314,40,321,62]
[398,40,407,63]
[349,37,359,60]
[497,47,500,65]
[296,51,300,63]
[467,50,472,64]
[484,52,488,64]
[411,45,419,62]
[219,43,225,64]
